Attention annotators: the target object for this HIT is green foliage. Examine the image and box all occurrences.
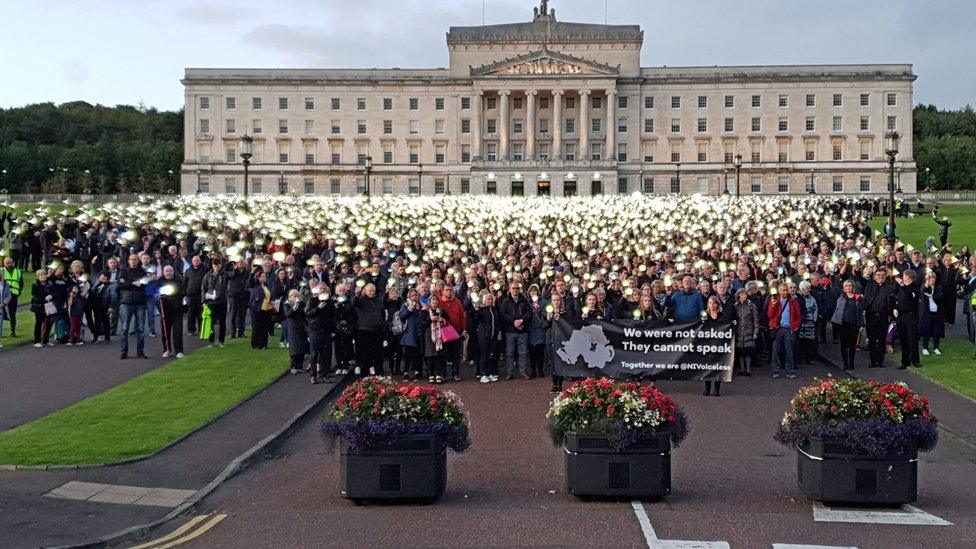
[0,102,182,194]
[913,104,976,190]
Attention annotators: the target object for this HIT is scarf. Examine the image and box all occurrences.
[430,310,444,352]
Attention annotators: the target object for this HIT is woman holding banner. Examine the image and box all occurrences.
[702,295,726,397]
[545,292,567,393]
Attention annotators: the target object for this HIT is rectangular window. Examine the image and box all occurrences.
[539,143,549,160]
[279,97,288,110]
[435,98,445,110]
[409,98,419,110]
[833,94,843,107]
[590,143,602,161]
[566,97,575,110]
[860,94,870,107]
[805,148,815,161]
[487,97,496,110]
[434,179,445,195]
[305,153,315,165]
[887,93,897,106]
[461,119,471,134]
[356,179,366,195]
[331,152,341,164]
[833,116,843,132]
[697,147,707,163]
[487,119,497,134]
[331,121,340,134]
[860,176,871,192]
[778,117,788,132]
[644,118,655,133]
[225,119,236,133]
[226,147,236,163]
[833,143,843,161]
[357,153,367,165]
[357,121,366,134]
[860,116,869,131]
[618,95,628,109]
[751,117,760,132]
[305,120,315,135]
[225,178,236,194]
[671,150,680,163]
[461,97,471,110]
[226,97,236,110]
[805,117,815,132]
[461,144,471,163]
[592,96,601,109]
[435,119,445,135]
[409,120,419,134]
[777,178,788,193]
[805,94,815,107]
[539,119,550,134]
[383,98,392,110]
[565,118,575,134]
[697,118,707,133]
[644,96,655,109]
[278,151,288,163]
[617,117,628,133]
[887,115,897,131]
[564,143,576,161]
[752,95,761,108]
[832,176,843,193]
[384,120,393,134]
[724,152,734,163]
[383,179,393,194]
[697,177,708,194]
[357,98,366,110]
[724,118,733,132]
[409,145,420,163]
[724,95,734,108]
[513,97,523,110]
[592,118,602,134]
[671,119,680,133]
[642,177,654,194]
[671,96,681,109]
[305,97,314,110]
[251,178,262,194]
[644,153,654,162]
[539,97,549,110]
[751,150,761,163]
[617,144,627,162]
[252,119,262,134]
[409,179,420,195]
[860,141,870,161]
[251,96,262,110]
[778,151,788,163]
[670,177,680,194]
[778,94,788,108]
[512,144,523,161]
[278,119,288,134]
[750,178,761,194]
[200,96,210,110]
[617,176,628,194]
[330,179,340,195]
[304,178,314,194]
[331,98,340,110]
[383,150,393,164]
[485,179,497,195]
[200,119,210,134]
[460,178,470,194]
[698,95,708,108]
[513,119,523,134]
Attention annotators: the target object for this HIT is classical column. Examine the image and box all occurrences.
[552,89,564,160]
[472,91,484,160]
[579,89,591,161]
[605,89,616,161]
[499,90,511,161]
[525,90,537,160]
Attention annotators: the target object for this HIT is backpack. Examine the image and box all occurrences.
[391,308,407,336]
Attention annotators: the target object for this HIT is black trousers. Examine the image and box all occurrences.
[251,310,272,349]
[208,302,227,344]
[529,343,545,377]
[402,345,422,375]
[229,295,248,338]
[92,306,111,341]
[309,333,333,375]
[478,337,500,376]
[385,335,403,374]
[358,330,384,373]
[162,312,184,354]
[335,333,354,367]
[838,323,859,369]
[896,313,920,366]
[426,355,446,378]
[186,295,202,333]
[865,315,888,367]
[33,310,51,344]
[6,294,18,334]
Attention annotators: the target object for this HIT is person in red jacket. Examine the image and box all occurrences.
[767,283,802,379]
[440,286,467,382]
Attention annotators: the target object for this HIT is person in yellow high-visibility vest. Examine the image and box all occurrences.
[1,256,24,338]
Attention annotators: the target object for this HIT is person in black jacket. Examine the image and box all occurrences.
[117,253,148,359]
[90,271,113,344]
[30,269,55,346]
[249,271,274,350]
[158,265,186,358]
[499,281,532,380]
[283,289,310,380]
[183,255,206,335]
[473,290,502,383]
[305,286,336,383]
[201,257,229,347]
[353,283,387,376]
[893,269,922,369]
[383,285,404,375]
[862,268,893,368]
[226,259,250,339]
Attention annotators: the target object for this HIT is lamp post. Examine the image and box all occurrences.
[925,166,931,191]
[675,162,681,194]
[239,133,253,199]
[808,169,816,194]
[722,169,729,195]
[278,171,286,195]
[417,163,423,196]
[884,131,900,246]
[733,154,743,197]
[194,170,201,194]
[167,169,174,195]
[364,155,373,197]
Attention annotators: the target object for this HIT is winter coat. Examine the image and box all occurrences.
[798,294,818,341]
[734,300,760,348]
[666,289,704,323]
[183,265,206,297]
[306,298,337,337]
[117,266,147,306]
[283,300,310,357]
[767,295,802,332]
[397,303,424,347]
[919,284,945,339]
[422,308,447,358]
[201,269,229,305]
[528,297,549,345]
[157,277,186,318]
[474,305,503,345]
[439,295,468,333]
[831,294,865,328]
[499,293,532,333]
[353,294,386,332]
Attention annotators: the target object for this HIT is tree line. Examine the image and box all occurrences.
[0,101,974,194]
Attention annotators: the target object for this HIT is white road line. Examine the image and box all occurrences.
[630,500,731,549]
[773,544,858,549]
[129,515,211,549]
[812,502,953,526]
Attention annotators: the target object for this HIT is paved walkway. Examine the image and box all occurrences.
[0,368,339,549]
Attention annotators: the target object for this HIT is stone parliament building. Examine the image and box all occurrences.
[180,2,917,197]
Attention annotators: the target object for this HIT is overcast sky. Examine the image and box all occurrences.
[2,0,973,111]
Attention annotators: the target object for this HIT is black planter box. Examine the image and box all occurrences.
[340,434,447,503]
[797,437,918,505]
[564,431,671,498]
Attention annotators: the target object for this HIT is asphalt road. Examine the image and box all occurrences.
[171,362,976,549]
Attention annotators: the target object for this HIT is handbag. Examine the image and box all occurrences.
[441,324,460,343]
[928,296,938,313]
[44,301,58,316]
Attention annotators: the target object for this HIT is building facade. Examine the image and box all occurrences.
[181,3,917,197]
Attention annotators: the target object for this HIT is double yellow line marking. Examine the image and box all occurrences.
[130,513,227,549]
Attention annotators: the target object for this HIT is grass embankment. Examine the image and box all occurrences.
[912,338,976,401]
[0,310,33,349]
[0,337,288,465]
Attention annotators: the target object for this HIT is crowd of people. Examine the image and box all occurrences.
[0,195,974,394]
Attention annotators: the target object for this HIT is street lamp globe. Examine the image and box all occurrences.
[365,156,373,170]
[733,154,743,169]
[884,131,900,157]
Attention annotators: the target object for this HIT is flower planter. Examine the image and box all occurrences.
[564,431,671,498]
[340,433,447,503]
[797,437,918,505]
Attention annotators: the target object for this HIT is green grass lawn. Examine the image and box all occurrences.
[911,337,976,401]
[0,337,288,466]
[0,310,34,349]
[869,204,976,252]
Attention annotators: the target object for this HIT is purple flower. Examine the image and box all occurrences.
[323,419,471,453]
[775,418,938,458]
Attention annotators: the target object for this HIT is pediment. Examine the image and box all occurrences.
[471,49,619,76]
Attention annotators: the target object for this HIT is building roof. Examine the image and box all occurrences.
[183,68,453,85]
[447,19,642,45]
[638,64,916,83]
